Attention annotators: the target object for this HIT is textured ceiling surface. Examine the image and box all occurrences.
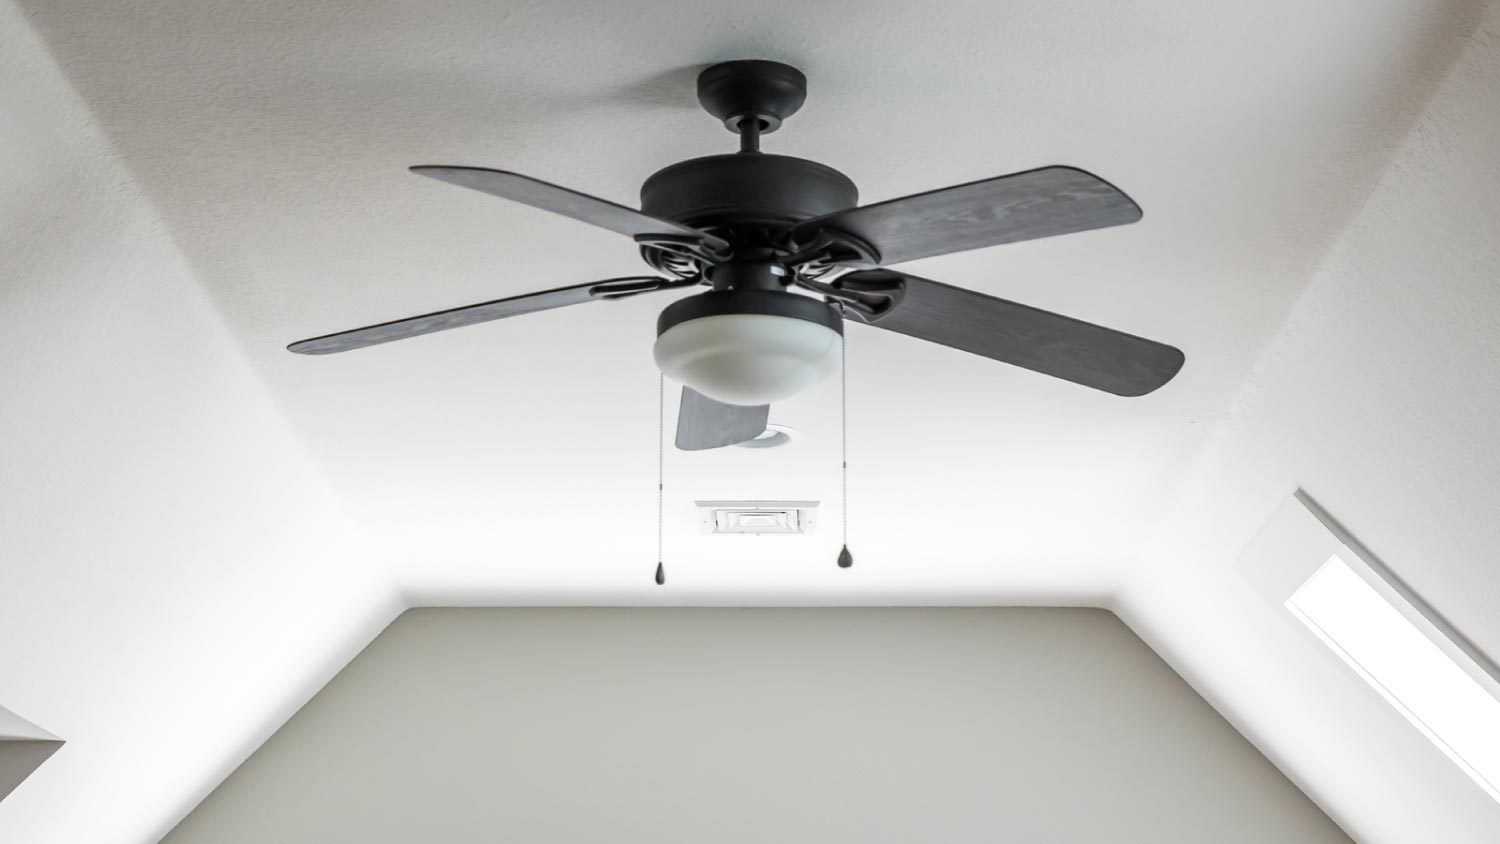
[4,0,1497,842]
[17,0,1471,599]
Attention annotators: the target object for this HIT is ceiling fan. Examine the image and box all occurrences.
[289,60,1184,450]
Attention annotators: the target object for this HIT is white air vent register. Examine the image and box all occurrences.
[697,500,819,535]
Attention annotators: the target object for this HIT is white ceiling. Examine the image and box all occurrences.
[15,0,1473,599]
[3,0,1498,841]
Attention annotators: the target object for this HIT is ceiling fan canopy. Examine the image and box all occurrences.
[289,59,1184,449]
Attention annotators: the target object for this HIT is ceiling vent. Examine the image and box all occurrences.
[697,500,819,535]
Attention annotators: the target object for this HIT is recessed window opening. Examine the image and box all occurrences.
[1286,554,1500,804]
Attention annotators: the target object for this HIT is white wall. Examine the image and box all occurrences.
[0,6,402,842]
[163,608,1349,843]
[1119,9,1500,843]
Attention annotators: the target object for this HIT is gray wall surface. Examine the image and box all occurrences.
[0,741,62,804]
[165,609,1350,842]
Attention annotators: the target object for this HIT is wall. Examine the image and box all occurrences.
[1119,10,1500,843]
[0,5,401,842]
[164,608,1348,843]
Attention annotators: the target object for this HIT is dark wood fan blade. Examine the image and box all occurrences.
[410,166,727,251]
[795,166,1141,266]
[288,277,668,355]
[845,270,1183,396]
[675,387,770,450]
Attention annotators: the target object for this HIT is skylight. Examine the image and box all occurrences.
[1286,555,1500,803]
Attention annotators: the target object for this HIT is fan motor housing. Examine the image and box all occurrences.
[640,154,858,230]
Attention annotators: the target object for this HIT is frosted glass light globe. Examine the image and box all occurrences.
[653,313,842,406]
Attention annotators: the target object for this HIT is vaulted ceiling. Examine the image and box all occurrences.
[1,0,1497,841]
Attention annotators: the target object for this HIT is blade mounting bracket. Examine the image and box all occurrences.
[796,273,906,322]
[589,276,697,301]
[783,228,881,279]
[636,232,732,279]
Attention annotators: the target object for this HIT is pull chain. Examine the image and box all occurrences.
[838,308,853,569]
[655,373,666,586]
